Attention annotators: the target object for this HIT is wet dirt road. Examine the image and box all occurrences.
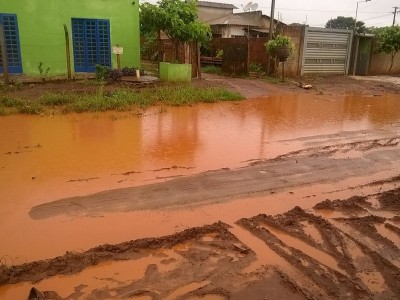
[0,92,399,299]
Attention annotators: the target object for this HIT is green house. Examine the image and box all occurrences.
[0,0,140,76]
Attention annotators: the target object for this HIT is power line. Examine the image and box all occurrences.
[258,6,389,14]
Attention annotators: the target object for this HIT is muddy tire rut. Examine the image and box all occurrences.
[1,187,400,299]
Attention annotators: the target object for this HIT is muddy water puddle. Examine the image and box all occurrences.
[0,93,400,264]
[0,255,176,299]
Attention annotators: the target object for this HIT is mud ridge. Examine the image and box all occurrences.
[0,221,241,285]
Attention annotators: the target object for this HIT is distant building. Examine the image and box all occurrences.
[197,1,283,38]
[0,0,140,76]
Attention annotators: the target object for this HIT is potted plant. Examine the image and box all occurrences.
[248,62,263,78]
[265,35,295,62]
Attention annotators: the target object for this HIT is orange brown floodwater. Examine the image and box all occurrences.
[0,93,400,264]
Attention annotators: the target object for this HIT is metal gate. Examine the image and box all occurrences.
[72,18,111,72]
[0,14,22,74]
[222,40,248,76]
[301,28,353,75]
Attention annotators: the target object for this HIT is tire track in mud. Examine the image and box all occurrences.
[2,188,400,299]
[237,188,400,299]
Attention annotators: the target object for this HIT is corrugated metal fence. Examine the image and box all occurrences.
[302,28,353,75]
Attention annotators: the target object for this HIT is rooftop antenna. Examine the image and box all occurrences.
[242,2,252,12]
[250,3,258,11]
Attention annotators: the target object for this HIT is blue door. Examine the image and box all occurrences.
[72,18,111,72]
[0,14,23,74]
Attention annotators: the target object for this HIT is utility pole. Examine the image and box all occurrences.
[393,6,399,26]
[269,0,276,39]
[267,0,276,76]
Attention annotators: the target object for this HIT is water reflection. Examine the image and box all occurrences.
[0,94,399,204]
[0,93,399,261]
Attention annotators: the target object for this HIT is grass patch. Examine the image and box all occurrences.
[201,65,222,75]
[17,102,44,115]
[40,93,75,106]
[0,84,244,115]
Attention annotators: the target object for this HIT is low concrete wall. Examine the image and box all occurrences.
[280,25,305,77]
[369,39,400,75]
[159,62,192,82]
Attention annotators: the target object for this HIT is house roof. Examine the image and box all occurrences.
[207,12,260,27]
[197,1,238,10]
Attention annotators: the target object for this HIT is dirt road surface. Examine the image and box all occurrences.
[0,75,399,299]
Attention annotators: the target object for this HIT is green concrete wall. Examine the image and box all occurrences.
[0,0,140,76]
[159,62,192,82]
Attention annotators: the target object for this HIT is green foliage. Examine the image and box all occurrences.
[140,0,212,48]
[215,49,224,58]
[17,101,43,115]
[248,63,263,73]
[325,16,366,33]
[0,86,243,115]
[95,64,110,82]
[37,62,51,82]
[141,31,159,61]
[95,65,123,82]
[265,35,295,55]
[0,97,23,108]
[40,94,74,106]
[201,65,222,75]
[374,26,400,72]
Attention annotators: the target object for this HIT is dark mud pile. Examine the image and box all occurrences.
[1,188,399,299]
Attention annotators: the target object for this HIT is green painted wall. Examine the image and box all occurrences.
[159,62,192,82]
[0,0,140,76]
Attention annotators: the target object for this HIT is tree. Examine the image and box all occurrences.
[375,25,400,72]
[325,16,366,34]
[140,0,211,61]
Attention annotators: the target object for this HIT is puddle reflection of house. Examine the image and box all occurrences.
[144,109,200,164]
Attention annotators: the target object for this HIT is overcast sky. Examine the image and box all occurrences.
[143,0,400,28]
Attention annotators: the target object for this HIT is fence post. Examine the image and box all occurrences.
[0,23,9,84]
[63,24,72,80]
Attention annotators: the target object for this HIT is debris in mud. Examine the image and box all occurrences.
[377,188,400,211]
[291,80,312,90]
[112,170,141,176]
[150,165,194,172]
[313,196,370,212]
[67,177,99,183]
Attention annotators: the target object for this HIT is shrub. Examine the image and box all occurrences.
[265,35,295,55]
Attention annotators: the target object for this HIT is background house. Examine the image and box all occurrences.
[197,1,238,24]
[0,0,140,76]
[198,1,281,38]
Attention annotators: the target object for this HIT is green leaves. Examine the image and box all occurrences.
[140,0,211,45]
[325,16,366,34]
[375,26,400,72]
[265,35,295,55]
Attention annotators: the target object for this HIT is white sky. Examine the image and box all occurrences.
[143,0,400,28]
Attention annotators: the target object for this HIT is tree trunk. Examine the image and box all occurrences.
[175,40,179,63]
[389,52,396,73]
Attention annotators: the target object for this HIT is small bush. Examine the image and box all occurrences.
[0,97,23,108]
[40,94,74,106]
[95,64,109,82]
[17,102,43,115]
[121,67,137,76]
[202,65,222,75]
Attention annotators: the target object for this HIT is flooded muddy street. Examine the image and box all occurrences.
[0,92,400,299]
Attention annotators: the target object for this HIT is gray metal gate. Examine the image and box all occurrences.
[301,28,353,75]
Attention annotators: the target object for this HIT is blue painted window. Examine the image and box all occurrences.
[72,18,111,72]
[0,14,23,74]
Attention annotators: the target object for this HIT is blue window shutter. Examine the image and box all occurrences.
[72,18,111,72]
[0,14,23,74]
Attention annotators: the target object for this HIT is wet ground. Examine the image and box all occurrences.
[0,80,399,299]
